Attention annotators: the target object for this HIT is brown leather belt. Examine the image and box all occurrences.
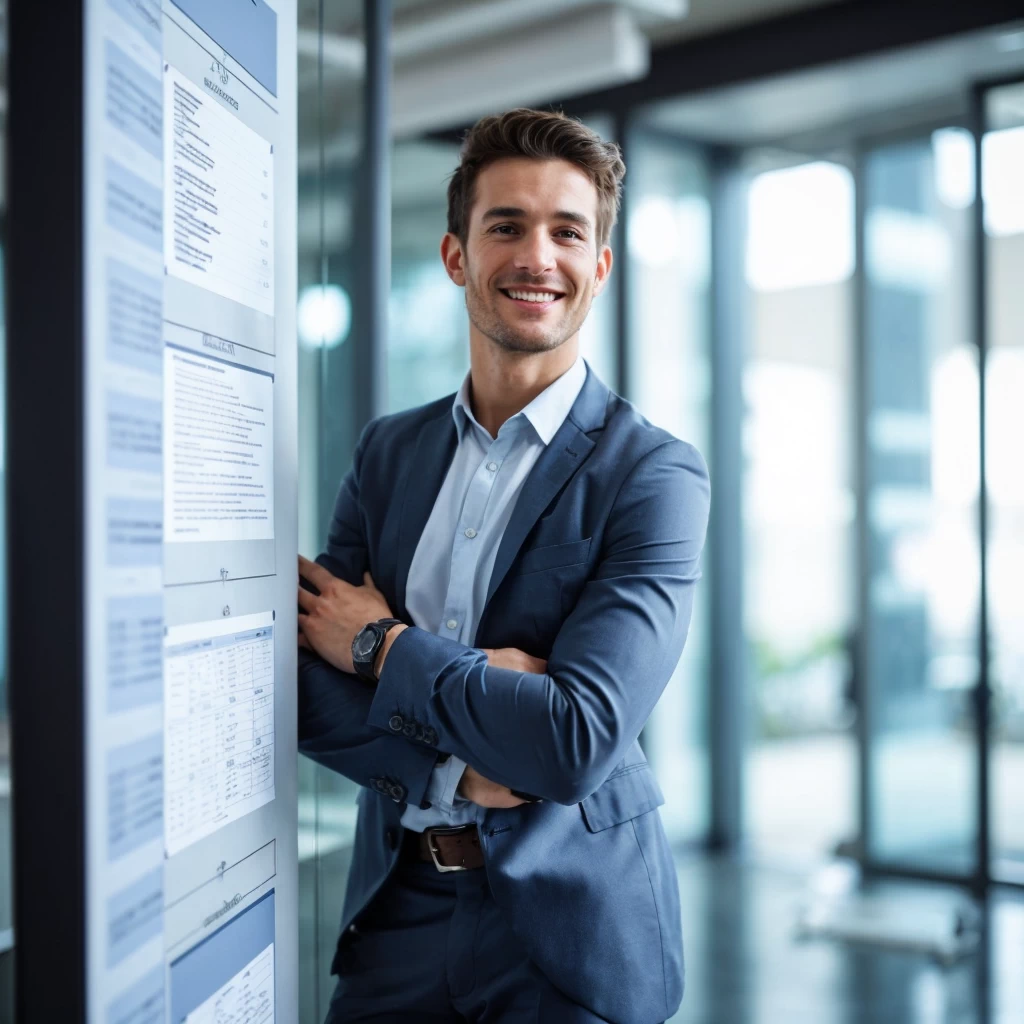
[402,824,484,872]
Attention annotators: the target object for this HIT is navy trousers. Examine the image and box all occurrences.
[324,854,614,1023]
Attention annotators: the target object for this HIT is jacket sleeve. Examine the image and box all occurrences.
[366,439,711,805]
[298,419,438,808]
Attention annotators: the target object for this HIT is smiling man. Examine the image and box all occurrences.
[297,109,710,1024]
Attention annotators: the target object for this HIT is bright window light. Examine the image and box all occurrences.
[297,284,351,349]
[746,161,854,292]
[866,207,952,291]
[629,194,710,283]
[932,128,975,210]
[983,126,1024,237]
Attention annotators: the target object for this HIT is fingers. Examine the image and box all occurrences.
[298,554,334,592]
[362,571,380,593]
[298,632,311,649]
[297,586,317,612]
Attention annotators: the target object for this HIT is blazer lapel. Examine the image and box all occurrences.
[482,365,609,613]
[393,407,458,618]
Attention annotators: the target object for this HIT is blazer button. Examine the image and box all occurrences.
[389,783,406,802]
[402,722,417,738]
[424,728,439,746]
[388,715,404,733]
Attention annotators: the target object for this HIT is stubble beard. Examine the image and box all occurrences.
[464,276,592,355]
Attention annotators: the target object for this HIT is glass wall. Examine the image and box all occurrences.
[985,81,1024,874]
[389,139,467,413]
[863,131,978,874]
[625,123,712,843]
[296,2,364,1020]
[741,154,857,859]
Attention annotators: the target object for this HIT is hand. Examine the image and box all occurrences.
[298,555,394,673]
[457,764,528,809]
[480,647,547,674]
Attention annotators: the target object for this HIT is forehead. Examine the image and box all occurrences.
[470,157,599,222]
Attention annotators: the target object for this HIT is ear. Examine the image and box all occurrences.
[592,243,613,298]
[441,232,467,287]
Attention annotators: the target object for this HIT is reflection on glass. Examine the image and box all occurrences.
[626,125,711,842]
[743,155,856,860]
[864,134,978,874]
[389,139,467,413]
[296,3,364,1021]
[985,83,1024,873]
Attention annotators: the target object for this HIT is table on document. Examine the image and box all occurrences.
[164,612,275,855]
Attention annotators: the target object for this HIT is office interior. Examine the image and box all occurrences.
[3,0,1024,1021]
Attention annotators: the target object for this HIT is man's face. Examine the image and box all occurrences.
[442,157,612,355]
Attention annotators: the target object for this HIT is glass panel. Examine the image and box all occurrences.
[626,124,712,843]
[863,133,978,874]
[296,2,364,1020]
[985,81,1024,874]
[742,155,857,859]
[389,139,467,413]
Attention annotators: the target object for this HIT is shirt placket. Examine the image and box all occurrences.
[440,427,513,645]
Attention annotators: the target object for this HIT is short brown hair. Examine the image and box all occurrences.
[447,108,625,249]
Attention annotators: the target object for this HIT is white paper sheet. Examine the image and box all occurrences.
[164,64,274,315]
[184,944,274,1024]
[164,612,275,856]
[164,344,274,543]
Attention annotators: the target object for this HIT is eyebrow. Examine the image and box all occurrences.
[481,206,592,230]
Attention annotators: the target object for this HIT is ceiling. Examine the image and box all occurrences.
[642,21,1024,151]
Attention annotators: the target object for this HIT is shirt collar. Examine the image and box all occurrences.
[452,356,587,446]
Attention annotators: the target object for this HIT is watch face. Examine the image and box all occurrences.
[353,626,378,661]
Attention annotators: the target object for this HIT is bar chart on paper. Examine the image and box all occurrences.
[164,612,275,856]
[164,64,274,315]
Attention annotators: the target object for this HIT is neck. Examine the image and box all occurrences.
[467,333,579,439]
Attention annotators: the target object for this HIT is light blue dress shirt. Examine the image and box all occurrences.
[398,355,588,832]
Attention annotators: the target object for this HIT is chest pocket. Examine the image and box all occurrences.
[514,537,592,575]
[511,538,593,646]
[580,765,665,832]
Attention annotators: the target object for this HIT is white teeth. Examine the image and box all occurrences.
[506,289,558,303]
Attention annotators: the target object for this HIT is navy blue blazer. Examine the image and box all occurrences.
[298,364,710,1024]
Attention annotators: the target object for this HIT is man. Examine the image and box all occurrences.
[298,108,710,1024]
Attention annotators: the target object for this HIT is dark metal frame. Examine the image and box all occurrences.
[8,3,88,1020]
[706,145,747,851]
[970,80,992,895]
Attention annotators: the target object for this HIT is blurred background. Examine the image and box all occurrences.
[5,0,1024,1021]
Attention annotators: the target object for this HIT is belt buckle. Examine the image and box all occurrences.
[425,825,470,873]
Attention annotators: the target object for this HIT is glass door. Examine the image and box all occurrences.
[741,151,858,861]
[861,129,980,877]
[983,79,1024,881]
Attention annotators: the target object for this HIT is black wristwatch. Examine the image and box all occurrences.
[352,618,403,683]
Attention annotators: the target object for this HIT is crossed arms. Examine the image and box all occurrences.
[297,423,710,808]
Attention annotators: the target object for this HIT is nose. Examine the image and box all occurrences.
[512,227,556,277]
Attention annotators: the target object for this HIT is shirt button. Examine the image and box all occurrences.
[487,461,498,472]
[464,528,477,539]
[446,619,458,630]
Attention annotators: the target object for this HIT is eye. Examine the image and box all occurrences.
[492,224,518,235]
[556,229,582,240]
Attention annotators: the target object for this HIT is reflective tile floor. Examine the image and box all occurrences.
[671,855,1024,1024]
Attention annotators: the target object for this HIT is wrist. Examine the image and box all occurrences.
[373,623,408,679]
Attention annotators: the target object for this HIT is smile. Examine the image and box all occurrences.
[500,288,564,304]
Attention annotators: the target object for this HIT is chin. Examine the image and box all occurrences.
[493,331,565,355]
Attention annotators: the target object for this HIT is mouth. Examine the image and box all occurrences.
[498,287,566,310]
